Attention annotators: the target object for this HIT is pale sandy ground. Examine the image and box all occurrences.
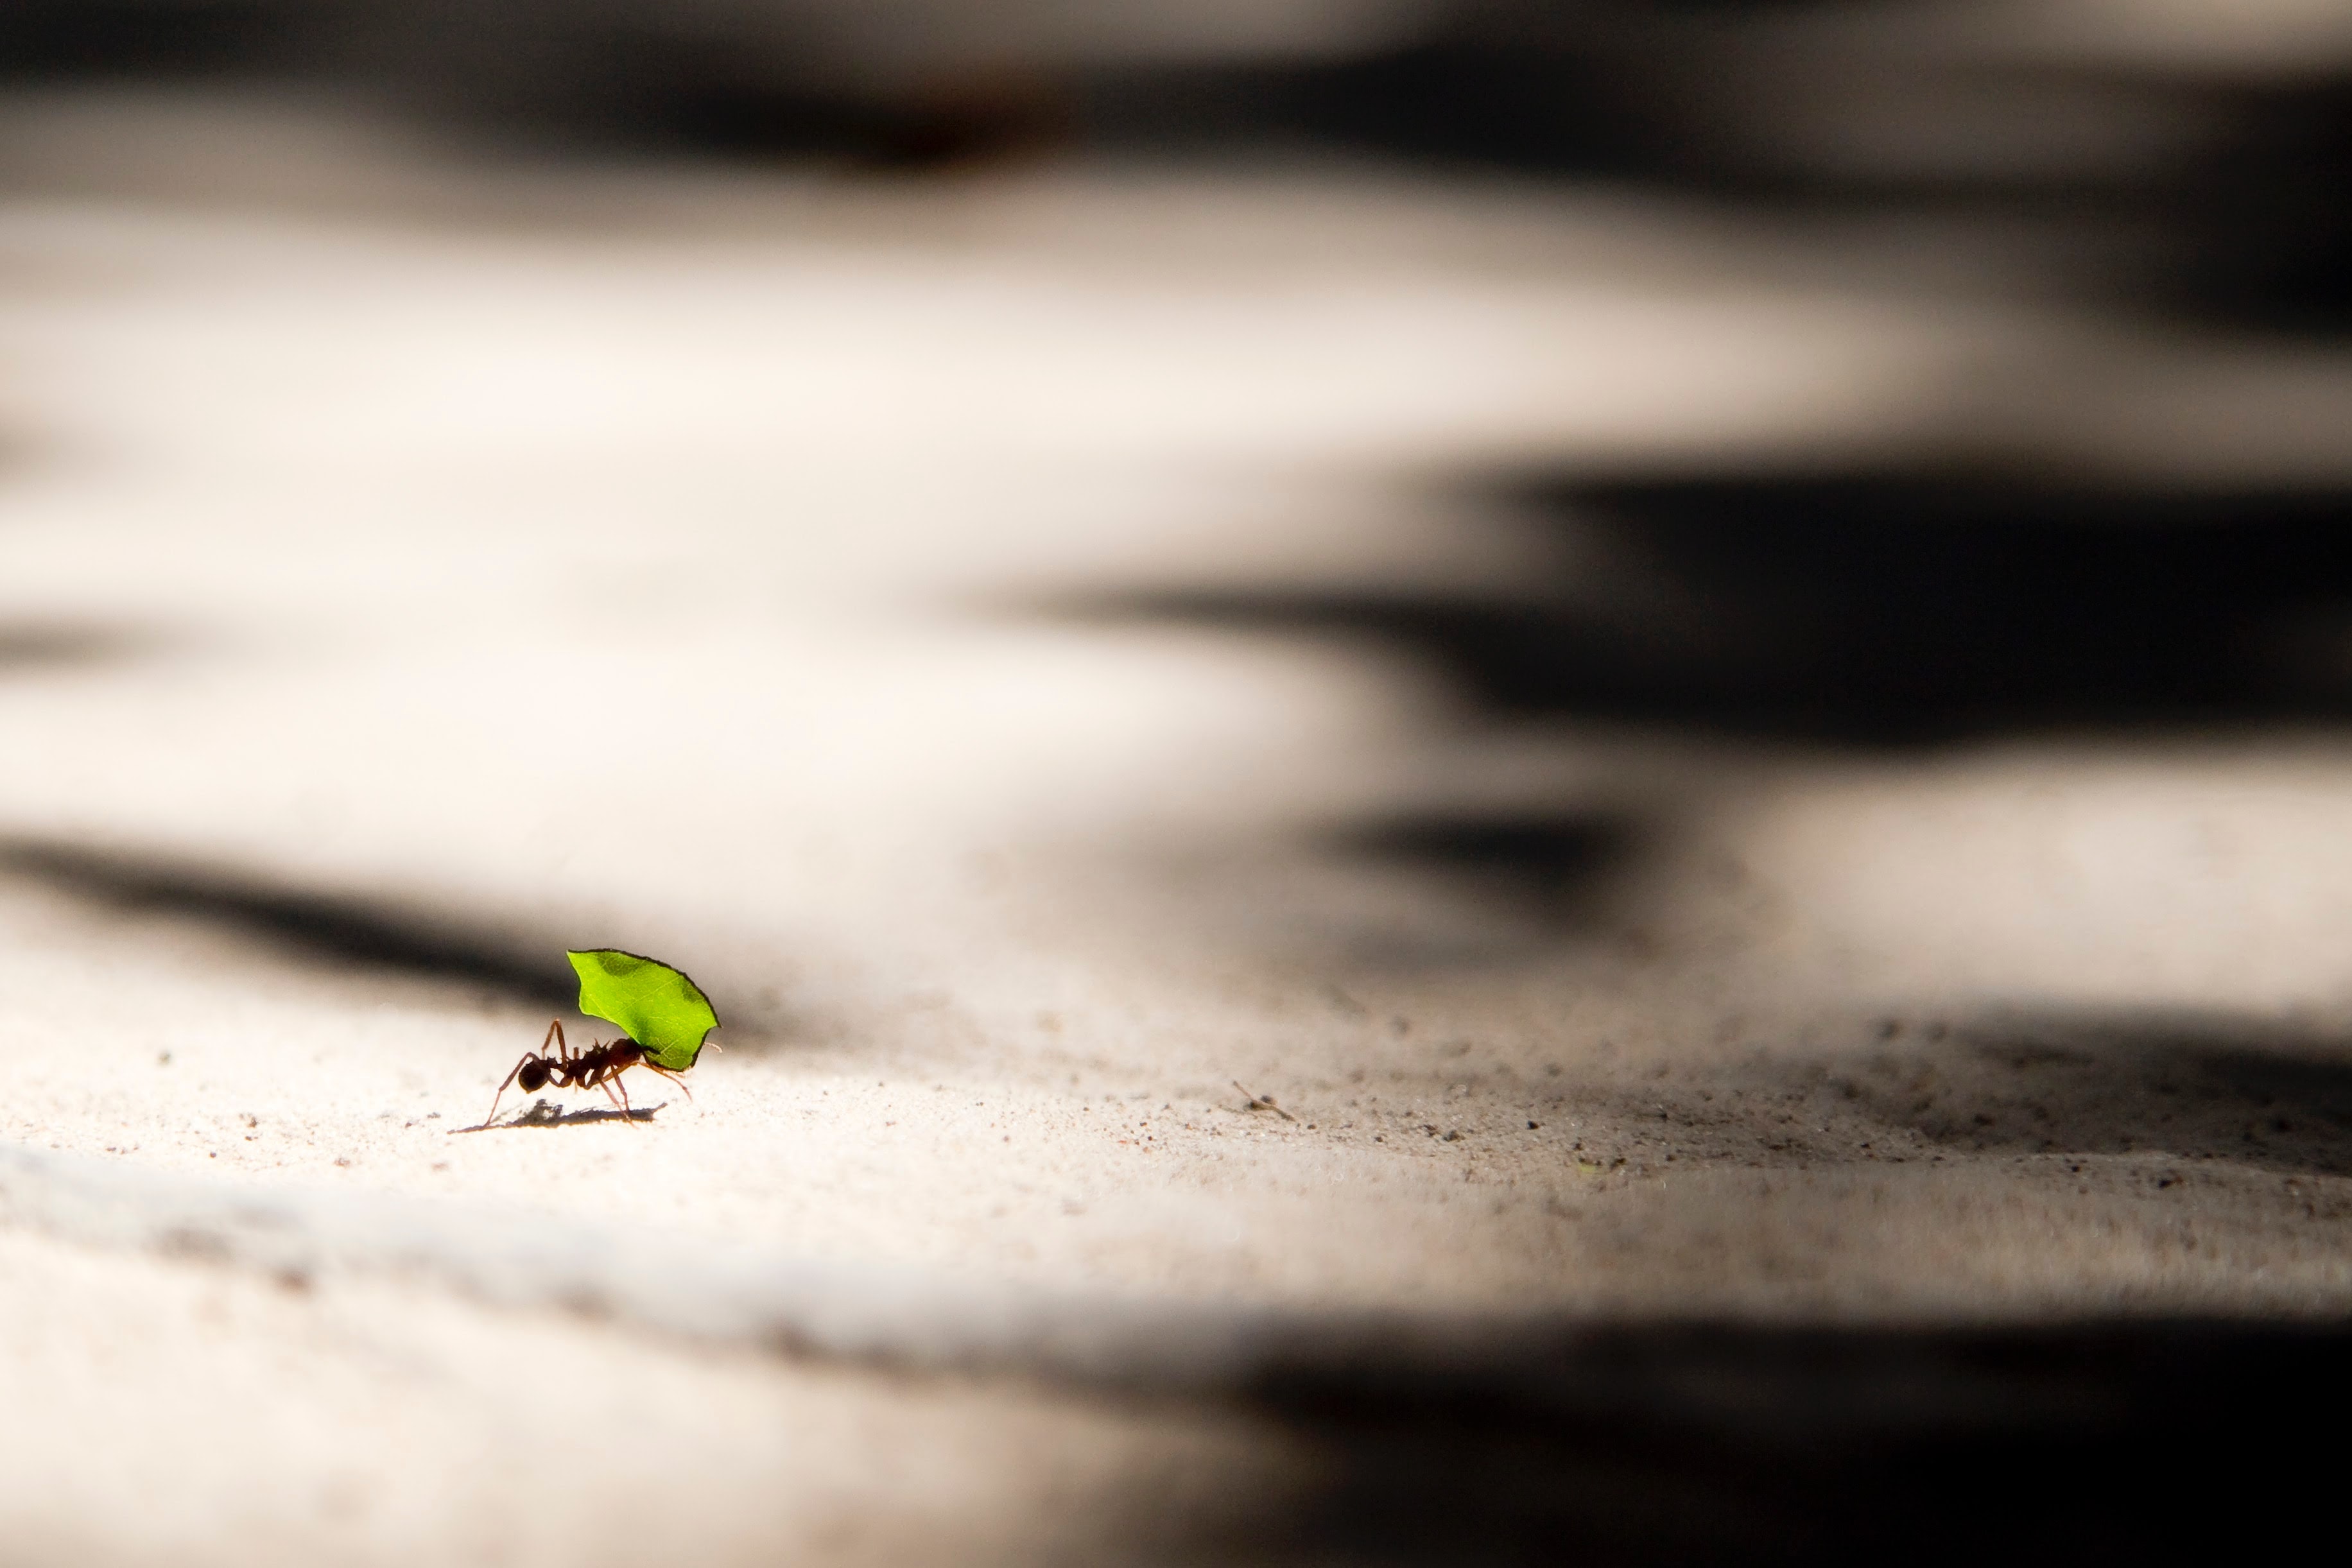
[4,90,2352,1563]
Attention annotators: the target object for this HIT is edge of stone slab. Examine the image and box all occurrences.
[0,1138,1433,1391]
[14,1137,2352,1454]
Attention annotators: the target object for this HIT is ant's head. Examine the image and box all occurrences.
[517,1058,554,1093]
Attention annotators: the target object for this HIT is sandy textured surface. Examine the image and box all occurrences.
[4,89,2352,1563]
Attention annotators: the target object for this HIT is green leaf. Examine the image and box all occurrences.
[567,949,719,1072]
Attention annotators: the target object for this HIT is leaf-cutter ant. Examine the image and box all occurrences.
[478,1020,693,1129]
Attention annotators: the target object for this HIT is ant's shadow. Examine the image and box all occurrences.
[453,1098,667,1132]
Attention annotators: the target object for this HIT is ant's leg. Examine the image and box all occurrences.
[542,1019,565,1058]
[643,1064,695,1103]
[591,1071,638,1127]
[614,1069,642,1125]
[597,1076,630,1120]
[575,1062,632,1123]
[481,1055,534,1129]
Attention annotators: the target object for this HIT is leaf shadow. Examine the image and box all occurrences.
[1056,473,2352,748]
[0,621,164,675]
[1321,810,1645,932]
[1145,1315,2352,1567]
[1824,1012,2352,1178]
[0,834,577,1011]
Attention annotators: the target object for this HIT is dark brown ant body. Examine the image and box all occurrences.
[481,1019,692,1128]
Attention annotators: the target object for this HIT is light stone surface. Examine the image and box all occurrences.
[3,88,2351,1563]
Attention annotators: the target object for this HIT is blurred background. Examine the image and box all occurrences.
[4,2,2352,1564]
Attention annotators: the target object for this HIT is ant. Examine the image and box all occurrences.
[479,1020,693,1129]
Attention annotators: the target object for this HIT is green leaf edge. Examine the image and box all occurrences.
[566,947,720,1073]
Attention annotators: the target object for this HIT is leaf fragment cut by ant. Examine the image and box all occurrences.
[567,948,719,1072]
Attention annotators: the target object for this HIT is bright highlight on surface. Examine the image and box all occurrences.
[567,949,720,1071]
